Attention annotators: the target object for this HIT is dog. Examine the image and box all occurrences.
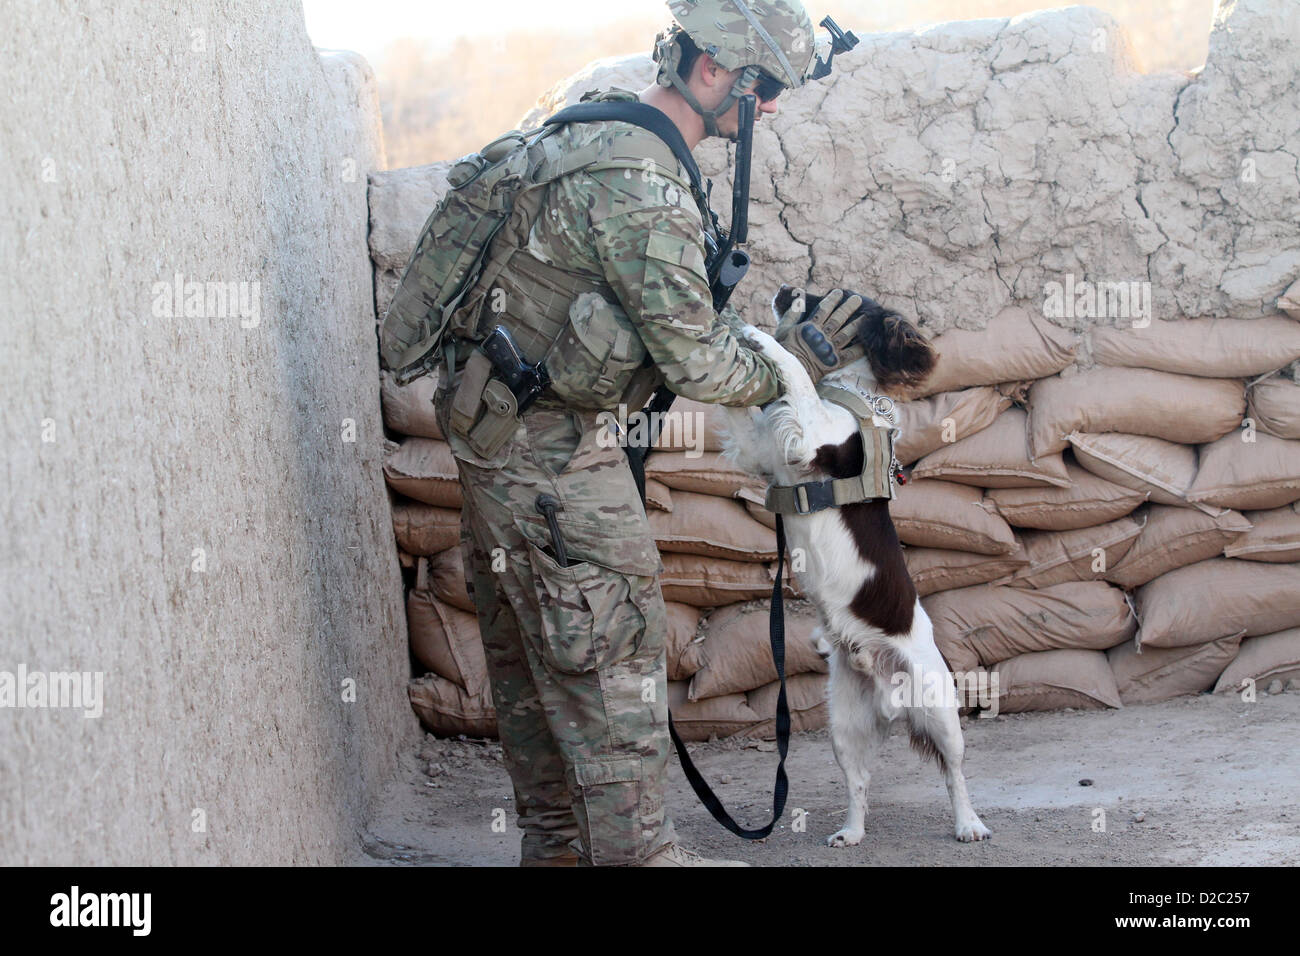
[720,286,991,847]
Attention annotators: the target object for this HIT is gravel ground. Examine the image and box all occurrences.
[353,688,1300,866]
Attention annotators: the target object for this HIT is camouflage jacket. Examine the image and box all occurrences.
[523,89,782,408]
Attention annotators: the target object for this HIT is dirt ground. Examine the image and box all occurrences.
[353,688,1300,866]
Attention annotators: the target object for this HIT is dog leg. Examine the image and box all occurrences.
[825,645,888,848]
[909,637,991,843]
[738,325,819,406]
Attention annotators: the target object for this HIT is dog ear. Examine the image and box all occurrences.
[851,301,937,390]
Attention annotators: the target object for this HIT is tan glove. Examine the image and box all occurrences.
[774,288,867,384]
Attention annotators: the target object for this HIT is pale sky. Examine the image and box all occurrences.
[302,0,669,62]
[299,0,930,63]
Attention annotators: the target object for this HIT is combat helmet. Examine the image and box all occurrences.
[653,0,816,137]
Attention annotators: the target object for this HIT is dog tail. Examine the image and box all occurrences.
[852,301,937,391]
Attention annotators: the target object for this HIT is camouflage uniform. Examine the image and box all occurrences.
[435,89,783,866]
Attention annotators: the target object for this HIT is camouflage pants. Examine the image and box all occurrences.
[436,394,677,865]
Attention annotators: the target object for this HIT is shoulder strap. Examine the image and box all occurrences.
[542,101,706,201]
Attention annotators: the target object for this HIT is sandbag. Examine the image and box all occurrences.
[739,488,776,530]
[743,673,830,738]
[1279,279,1300,320]
[911,407,1071,488]
[1136,559,1300,648]
[383,437,462,508]
[658,552,776,607]
[889,479,1017,555]
[1090,316,1300,378]
[1247,375,1300,440]
[381,370,444,440]
[1223,504,1300,563]
[1009,516,1144,589]
[651,397,728,453]
[409,673,496,738]
[649,491,777,562]
[993,648,1122,712]
[1107,632,1243,705]
[665,602,704,682]
[906,306,1078,398]
[1028,368,1244,458]
[645,451,762,498]
[687,601,827,700]
[987,460,1147,530]
[667,680,762,741]
[1068,432,1199,506]
[924,580,1135,673]
[903,546,1029,597]
[1106,505,1251,589]
[644,478,673,513]
[408,581,488,696]
[893,386,1012,466]
[428,548,475,613]
[392,501,461,556]
[1213,628,1300,693]
[1186,431,1300,510]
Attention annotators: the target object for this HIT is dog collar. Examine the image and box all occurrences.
[764,383,903,515]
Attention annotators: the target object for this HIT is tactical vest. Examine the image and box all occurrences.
[438,91,715,456]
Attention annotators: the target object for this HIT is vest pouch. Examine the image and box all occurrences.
[466,379,520,460]
[447,350,522,461]
[544,292,648,411]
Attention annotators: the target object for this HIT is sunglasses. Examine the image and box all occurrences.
[750,71,785,103]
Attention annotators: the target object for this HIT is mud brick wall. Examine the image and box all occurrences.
[1,1,414,864]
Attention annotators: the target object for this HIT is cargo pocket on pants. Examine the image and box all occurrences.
[572,755,645,866]
[525,541,650,676]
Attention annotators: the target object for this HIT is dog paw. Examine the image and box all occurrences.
[827,828,864,848]
[955,818,991,842]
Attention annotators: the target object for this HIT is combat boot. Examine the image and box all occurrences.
[634,843,750,867]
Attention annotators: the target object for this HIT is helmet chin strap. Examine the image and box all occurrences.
[659,57,761,139]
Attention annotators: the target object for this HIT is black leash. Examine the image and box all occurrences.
[666,514,791,839]
[623,394,792,839]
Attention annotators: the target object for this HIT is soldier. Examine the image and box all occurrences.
[434,0,868,866]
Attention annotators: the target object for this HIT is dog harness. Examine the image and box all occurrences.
[763,382,904,515]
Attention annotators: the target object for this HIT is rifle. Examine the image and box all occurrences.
[704,92,755,314]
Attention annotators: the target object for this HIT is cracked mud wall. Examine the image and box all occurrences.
[373,0,1299,354]
[1,3,414,864]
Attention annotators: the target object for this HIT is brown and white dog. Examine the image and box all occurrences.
[721,287,991,847]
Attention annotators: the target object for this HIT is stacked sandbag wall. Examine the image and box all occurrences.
[896,310,1300,712]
